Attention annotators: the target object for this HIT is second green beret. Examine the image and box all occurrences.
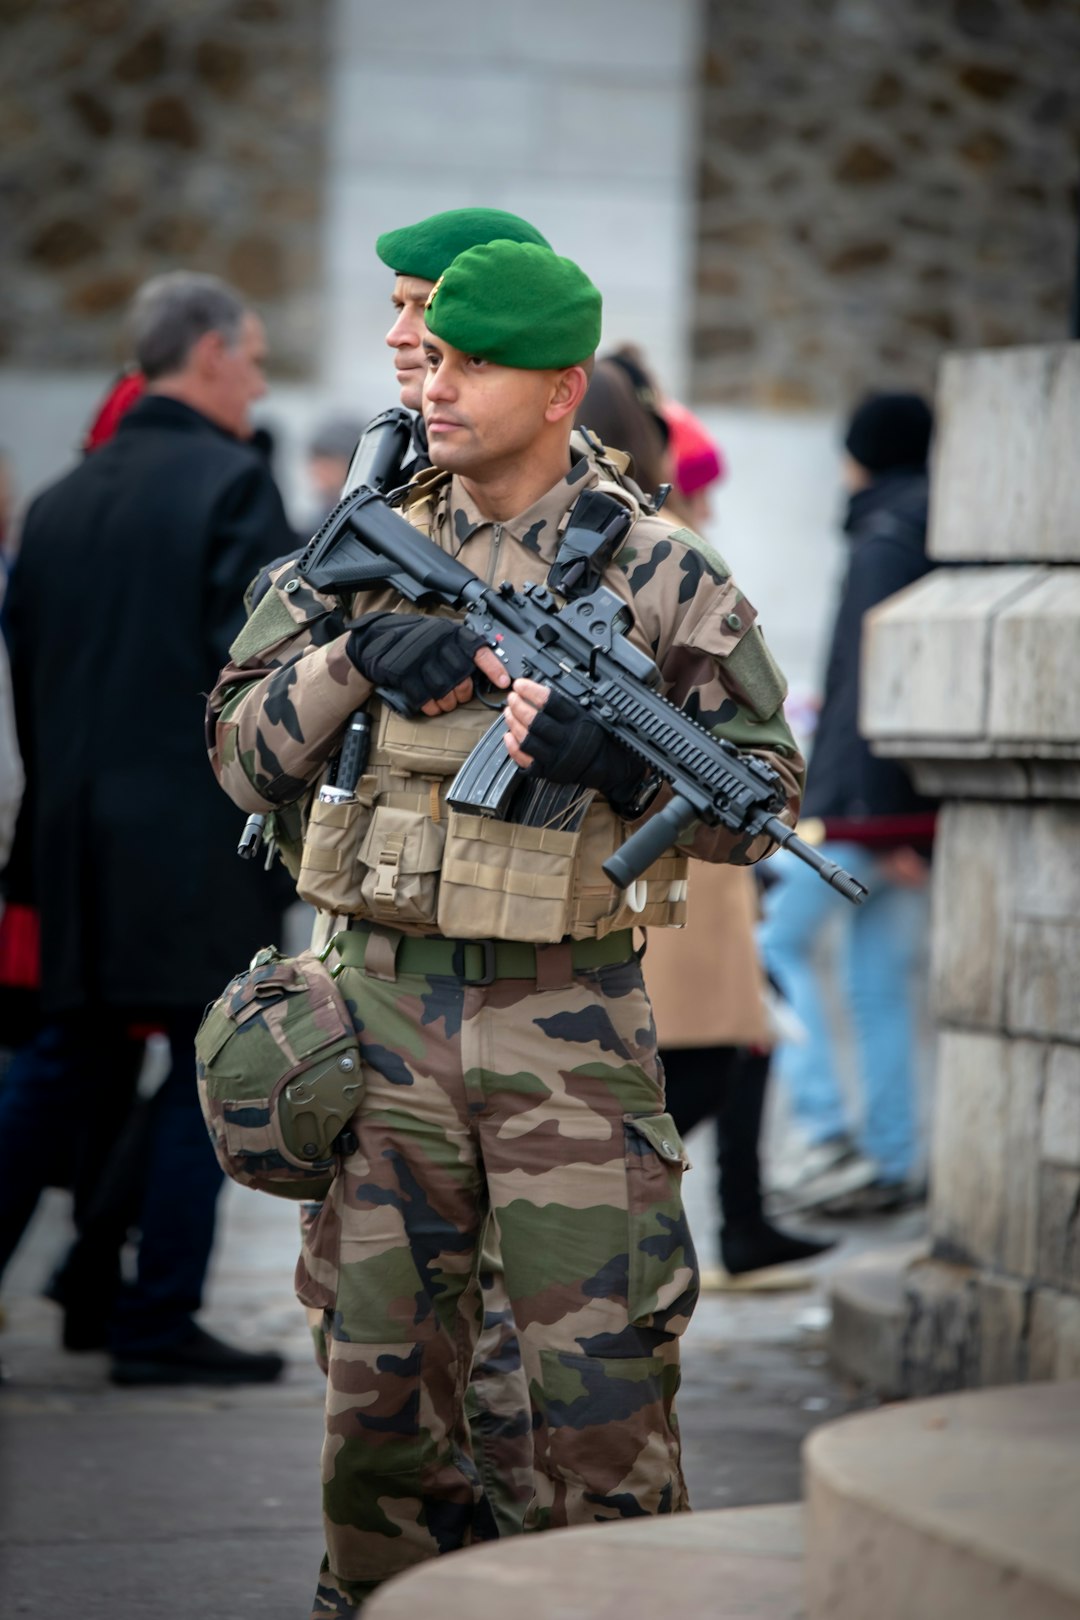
[425,240,602,370]
[375,207,551,284]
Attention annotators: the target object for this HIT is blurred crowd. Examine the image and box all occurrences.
[0,266,936,1385]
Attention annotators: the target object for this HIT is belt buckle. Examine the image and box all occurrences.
[452,939,497,986]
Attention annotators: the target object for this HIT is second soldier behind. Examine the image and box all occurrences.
[208,234,803,1616]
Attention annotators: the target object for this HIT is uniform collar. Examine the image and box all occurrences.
[445,449,601,562]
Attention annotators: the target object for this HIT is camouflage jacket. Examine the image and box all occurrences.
[207,446,804,872]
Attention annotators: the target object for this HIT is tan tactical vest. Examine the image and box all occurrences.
[294,468,689,943]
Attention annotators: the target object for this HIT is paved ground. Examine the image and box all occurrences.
[0,1117,925,1619]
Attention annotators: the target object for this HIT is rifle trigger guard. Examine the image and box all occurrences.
[473,678,507,712]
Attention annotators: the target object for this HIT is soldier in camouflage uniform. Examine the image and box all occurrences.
[291,206,556,1543]
[208,238,803,1616]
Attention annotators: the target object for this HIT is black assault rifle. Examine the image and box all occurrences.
[296,482,868,904]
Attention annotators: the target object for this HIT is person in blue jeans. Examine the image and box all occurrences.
[760,392,938,1214]
[760,843,930,1210]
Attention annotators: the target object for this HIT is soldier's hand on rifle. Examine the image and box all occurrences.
[504,678,646,801]
[346,611,509,716]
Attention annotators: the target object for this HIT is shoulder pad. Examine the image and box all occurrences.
[230,590,296,664]
[228,561,337,663]
[723,626,788,721]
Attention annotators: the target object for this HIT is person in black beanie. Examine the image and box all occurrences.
[843,391,932,476]
[760,391,937,1216]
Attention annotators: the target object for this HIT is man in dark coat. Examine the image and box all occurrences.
[760,392,938,1216]
[801,395,938,841]
[1,271,295,1382]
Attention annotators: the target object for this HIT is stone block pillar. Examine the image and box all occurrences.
[852,344,1080,1392]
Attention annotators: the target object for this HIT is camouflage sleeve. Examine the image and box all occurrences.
[619,520,805,866]
[207,559,373,813]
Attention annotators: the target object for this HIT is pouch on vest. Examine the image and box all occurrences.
[437,810,580,942]
[357,802,446,927]
[570,801,689,937]
[380,699,497,776]
[295,700,497,920]
[195,945,362,1200]
[296,775,376,915]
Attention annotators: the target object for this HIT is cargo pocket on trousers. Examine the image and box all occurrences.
[624,1113,698,1327]
[532,1346,673,1506]
[294,1192,340,1314]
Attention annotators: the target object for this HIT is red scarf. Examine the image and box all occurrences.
[81,369,146,452]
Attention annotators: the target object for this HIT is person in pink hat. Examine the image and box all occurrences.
[664,395,727,530]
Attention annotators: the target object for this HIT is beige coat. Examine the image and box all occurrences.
[643,862,771,1050]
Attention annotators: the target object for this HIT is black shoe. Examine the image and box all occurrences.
[721,1218,836,1277]
[110,1325,286,1387]
[61,1309,111,1353]
[44,1252,122,1352]
[43,1274,113,1353]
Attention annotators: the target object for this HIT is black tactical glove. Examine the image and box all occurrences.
[346,612,485,710]
[520,687,650,810]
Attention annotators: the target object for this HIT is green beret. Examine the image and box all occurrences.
[425,240,602,370]
[375,208,551,283]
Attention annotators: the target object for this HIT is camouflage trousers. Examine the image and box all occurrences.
[296,950,698,1614]
[302,1218,534,1544]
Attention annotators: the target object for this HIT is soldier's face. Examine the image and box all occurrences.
[386,276,435,411]
[421,337,561,476]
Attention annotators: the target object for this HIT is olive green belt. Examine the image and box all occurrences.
[329,923,635,986]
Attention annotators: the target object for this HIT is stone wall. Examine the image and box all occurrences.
[0,0,328,376]
[692,0,1080,407]
[317,0,702,406]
